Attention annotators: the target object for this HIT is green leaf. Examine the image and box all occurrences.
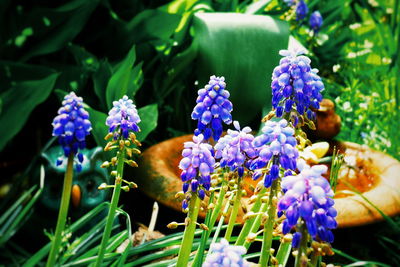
[93,60,113,108]
[275,241,291,267]
[136,104,158,142]
[193,13,289,125]
[86,107,108,149]
[0,61,56,91]
[20,0,99,61]
[126,9,181,44]
[105,45,143,110]
[0,73,59,151]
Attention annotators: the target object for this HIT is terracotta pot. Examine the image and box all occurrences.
[133,135,400,228]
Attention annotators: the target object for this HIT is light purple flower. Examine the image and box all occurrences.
[106,95,140,139]
[278,160,337,247]
[250,119,298,188]
[214,121,256,176]
[179,134,215,207]
[203,239,250,267]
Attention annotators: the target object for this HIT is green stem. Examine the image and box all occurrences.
[196,185,227,258]
[243,203,268,250]
[209,186,226,230]
[208,193,234,254]
[176,195,201,267]
[46,153,74,267]
[235,188,266,246]
[224,181,243,241]
[94,148,126,267]
[192,192,214,267]
[295,222,308,267]
[259,179,279,266]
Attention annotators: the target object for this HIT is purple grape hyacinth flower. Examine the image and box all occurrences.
[278,160,338,247]
[251,119,298,188]
[271,49,324,124]
[106,95,141,139]
[179,134,215,208]
[214,121,257,177]
[296,0,308,20]
[203,238,250,267]
[309,11,323,33]
[52,92,92,171]
[192,76,233,141]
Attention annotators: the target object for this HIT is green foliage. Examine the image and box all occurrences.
[0,73,58,151]
[105,45,143,110]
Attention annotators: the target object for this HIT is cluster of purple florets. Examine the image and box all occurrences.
[296,0,308,20]
[283,0,323,33]
[179,134,215,208]
[271,49,324,124]
[52,92,92,171]
[309,11,323,33]
[214,121,257,177]
[106,95,141,139]
[250,119,298,188]
[192,76,233,141]
[278,161,337,247]
[203,238,250,267]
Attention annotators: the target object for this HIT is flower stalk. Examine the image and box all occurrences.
[94,148,125,267]
[46,153,74,267]
[176,195,201,267]
[259,179,279,266]
[235,187,266,246]
[295,222,309,267]
[192,192,214,266]
[224,181,243,241]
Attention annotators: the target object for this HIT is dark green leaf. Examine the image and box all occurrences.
[105,45,143,110]
[0,73,59,151]
[136,104,158,142]
[0,61,56,91]
[86,107,108,149]
[20,0,99,61]
[68,44,99,71]
[193,13,289,125]
[93,60,113,108]
[126,9,181,44]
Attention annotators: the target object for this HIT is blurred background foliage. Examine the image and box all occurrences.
[0,0,399,266]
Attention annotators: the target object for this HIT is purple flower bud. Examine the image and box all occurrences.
[309,11,323,32]
[292,232,302,248]
[296,0,308,20]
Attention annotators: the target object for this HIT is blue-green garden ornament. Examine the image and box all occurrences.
[40,146,109,216]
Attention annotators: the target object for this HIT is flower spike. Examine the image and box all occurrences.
[106,95,141,139]
[251,119,299,188]
[278,161,338,246]
[52,92,92,171]
[271,48,324,125]
[179,134,215,205]
[191,75,233,141]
